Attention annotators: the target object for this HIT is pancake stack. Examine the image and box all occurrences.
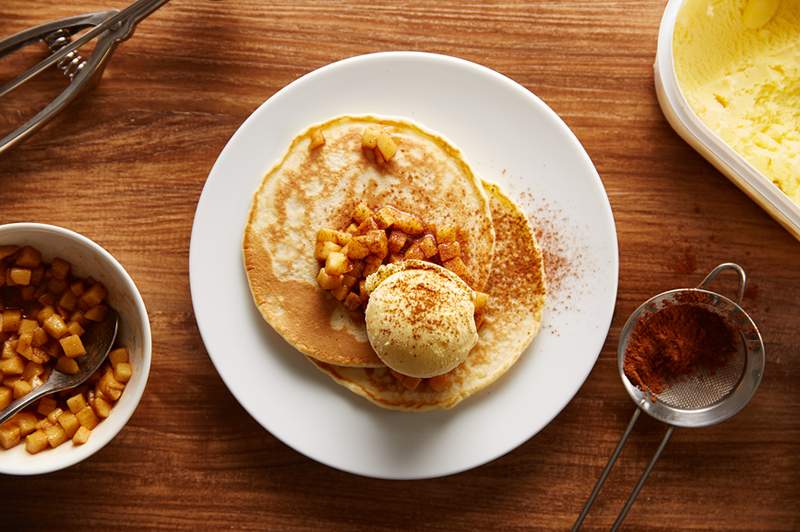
[244,116,546,410]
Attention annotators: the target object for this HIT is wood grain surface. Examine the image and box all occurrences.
[1,1,798,530]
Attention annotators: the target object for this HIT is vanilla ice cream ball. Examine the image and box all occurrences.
[364,260,479,378]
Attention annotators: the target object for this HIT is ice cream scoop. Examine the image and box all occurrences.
[364,260,478,378]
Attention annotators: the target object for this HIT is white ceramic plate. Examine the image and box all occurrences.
[190,52,618,479]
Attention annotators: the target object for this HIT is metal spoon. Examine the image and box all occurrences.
[0,311,118,425]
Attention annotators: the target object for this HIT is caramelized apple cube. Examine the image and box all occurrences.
[351,202,374,224]
[57,411,80,438]
[76,406,99,430]
[9,268,31,286]
[92,396,112,418]
[43,313,68,339]
[438,241,461,262]
[418,234,438,258]
[14,412,37,436]
[56,356,79,374]
[30,265,45,285]
[376,132,398,161]
[0,424,20,449]
[60,335,86,358]
[25,430,48,454]
[2,339,15,359]
[59,290,78,312]
[70,280,85,296]
[27,347,49,364]
[79,282,107,308]
[363,256,383,277]
[325,252,349,276]
[374,206,397,229]
[394,213,425,236]
[316,228,340,243]
[331,284,349,301]
[32,327,48,347]
[45,424,67,448]
[36,396,57,416]
[345,223,359,234]
[428,373,451,392]
[443,256,468,279]
[37,305,55,322]
[46,408,64,424]
[108,347,129,367]
[113,362,132,383]
[436,225,457,243]
[361,128,379,149]
[50,257,71,280]
[474,291,489,312]
[390,370,421,390]
[343,292,362,311]
[22,362,44,381]
[0,387,10,409]
[388,230,408,253]
[66,321,84,337]
[15,246,42,268]
[349,260,365,278]
[72,425,91,445]
[84,304,108,322]
[356,217,379,235]
[404,242,424,260]
[0,355,24,375]
[344,237,370,260]
[12,379,32,399]
[16,333,32,356]
[66,393,88,414]
[47,277,68,295]
[315,240,341,261]
[317,268,341,291]
[309,128,325,149]
[364,230,388,258]
[341,274,358,290]
[1,310,21,332]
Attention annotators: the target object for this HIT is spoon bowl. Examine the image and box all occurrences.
[0,311,119,426]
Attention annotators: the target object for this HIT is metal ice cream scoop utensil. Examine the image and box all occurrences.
[0,312,118,426]
[573,263,765,531]
[0,0,170,154]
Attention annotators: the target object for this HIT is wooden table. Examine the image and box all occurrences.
[2,1,798,530]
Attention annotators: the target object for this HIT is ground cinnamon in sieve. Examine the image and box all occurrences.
[623,303,737,395]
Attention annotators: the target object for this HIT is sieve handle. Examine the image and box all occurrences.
[698,263,746,304]
[572,408,641,531]
[611,426,675,531]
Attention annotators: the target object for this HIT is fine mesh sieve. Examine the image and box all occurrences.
[574,263,765,531]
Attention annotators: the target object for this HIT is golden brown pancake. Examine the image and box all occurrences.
[311,181,546,410]
[243,116,495,367]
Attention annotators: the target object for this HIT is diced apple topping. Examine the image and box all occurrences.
[313,203,487,329]
[0,245,132,454]
[362,128,398,164]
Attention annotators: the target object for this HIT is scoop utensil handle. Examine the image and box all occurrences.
[573,409,674,531]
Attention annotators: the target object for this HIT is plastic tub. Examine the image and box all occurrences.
[654,0,800,241]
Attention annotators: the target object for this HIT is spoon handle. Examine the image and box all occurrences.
[0,381,62,426]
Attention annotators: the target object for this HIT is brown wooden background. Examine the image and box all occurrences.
[1,1,798,530]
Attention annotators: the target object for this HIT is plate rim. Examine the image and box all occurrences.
[189,51,619,479]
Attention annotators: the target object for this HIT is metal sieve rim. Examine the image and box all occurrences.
[616,287,765,428]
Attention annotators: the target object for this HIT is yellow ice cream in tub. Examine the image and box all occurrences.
[655,0,800,240]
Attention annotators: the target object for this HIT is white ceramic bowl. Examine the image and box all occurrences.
[0,223,151,475]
